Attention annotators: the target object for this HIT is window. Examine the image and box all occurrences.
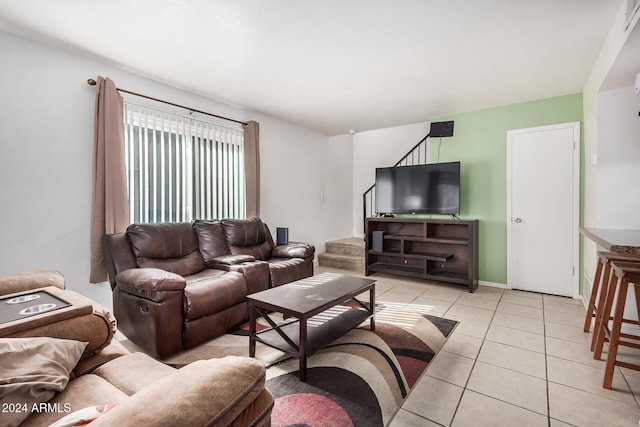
[123,102,245,224]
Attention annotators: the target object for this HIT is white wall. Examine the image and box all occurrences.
[257,117,329,247]
[597,86,640,228]
[0,30,333,309]
[583,1,637,230]
[326,134,354,240]
[582,1,639,301]
[351,122,430,236]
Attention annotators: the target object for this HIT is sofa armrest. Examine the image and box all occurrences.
[0,269,65,297]
[211,254,256,266]
[91,356,272,427]
[209,258,269,294]
[233,261,271,294]
[0,286,117,358]
[271,242,315,259]
[116,268,186,302]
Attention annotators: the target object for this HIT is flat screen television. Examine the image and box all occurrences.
[375,162,460,215]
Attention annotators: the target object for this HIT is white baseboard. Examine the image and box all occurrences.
[479,280,507,289]
[478,281,583,301]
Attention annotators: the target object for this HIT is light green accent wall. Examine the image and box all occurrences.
[431,93,584,284]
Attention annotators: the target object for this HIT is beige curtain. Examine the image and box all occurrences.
[90,77,130,283]
[244,120,260,218]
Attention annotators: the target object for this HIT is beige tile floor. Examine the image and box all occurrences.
[316,266,640,427]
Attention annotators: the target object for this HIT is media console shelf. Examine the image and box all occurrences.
[365,217,478,292]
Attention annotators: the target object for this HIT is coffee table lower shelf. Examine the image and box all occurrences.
[256,307,371,353]
[252,306,373,381]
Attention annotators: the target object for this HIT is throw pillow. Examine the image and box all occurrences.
[0,337,87,427]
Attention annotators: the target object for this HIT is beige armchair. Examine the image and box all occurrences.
[0,270,273,427]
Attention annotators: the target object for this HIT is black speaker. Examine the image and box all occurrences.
[430,121,454,138]
[276,227,289,245]
[372,231,385,252]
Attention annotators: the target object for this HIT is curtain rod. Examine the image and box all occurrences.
[87,78,248,126]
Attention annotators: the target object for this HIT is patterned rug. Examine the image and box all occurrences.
[163,305,457,427]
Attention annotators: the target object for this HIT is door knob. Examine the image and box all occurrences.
[514,218,523,223]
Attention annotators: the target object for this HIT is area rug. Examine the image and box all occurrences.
[162,305,458,427]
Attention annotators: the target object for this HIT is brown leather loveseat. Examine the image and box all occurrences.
[103,217,314,358]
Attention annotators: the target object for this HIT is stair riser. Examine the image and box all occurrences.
[325,243,365,257]
[318,257,365,273]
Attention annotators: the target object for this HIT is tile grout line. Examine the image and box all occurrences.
[467,293,554,421]
[393,290,466,426]
[444,292,555,422]
[452,291,558,422]
[390,290,455,427]
[443,289,502,426]
[376,275,640,425]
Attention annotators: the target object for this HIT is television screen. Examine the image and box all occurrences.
[375,162,460,215]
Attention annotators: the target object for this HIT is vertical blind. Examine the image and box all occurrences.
[123,102,245,224]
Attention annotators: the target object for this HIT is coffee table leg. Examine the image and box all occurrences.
[370,287,376,331]
[300,317,307,381]
[249,301,256,357]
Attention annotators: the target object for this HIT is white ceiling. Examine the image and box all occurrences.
[0,0,627,135]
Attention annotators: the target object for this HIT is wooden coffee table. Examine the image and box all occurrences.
[247,273,376,381]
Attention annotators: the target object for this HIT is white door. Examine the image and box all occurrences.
[507,122,580,297]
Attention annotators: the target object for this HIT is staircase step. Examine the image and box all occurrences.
[325,237,365,257]
[318,252,365,273]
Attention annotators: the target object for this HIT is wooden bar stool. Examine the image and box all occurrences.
[585,251,640,351]
[592,261,640,389]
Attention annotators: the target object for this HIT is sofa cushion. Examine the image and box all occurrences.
[0,337,87,427]
[229,241,273,261]
[222,218,273,260]
[87,356,270,427]
[135,251,205,277]
[183,270,247,319]
[127,223,205,276]
[183,303,248,349]
[92,352,175,396]
[193,219,231,264]
[222,218,266,246]
[20,374,129,427]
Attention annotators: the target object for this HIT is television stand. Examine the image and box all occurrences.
[365,217,478,292]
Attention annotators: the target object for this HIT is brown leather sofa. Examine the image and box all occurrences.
[103,218,314,358]
[0,270,273,427]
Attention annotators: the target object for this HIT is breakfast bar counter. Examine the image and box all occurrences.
[580,227,640,256]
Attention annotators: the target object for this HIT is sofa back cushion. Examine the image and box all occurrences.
[127,223,205,276]
[192,220,231,264]
[221,218,273,261]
